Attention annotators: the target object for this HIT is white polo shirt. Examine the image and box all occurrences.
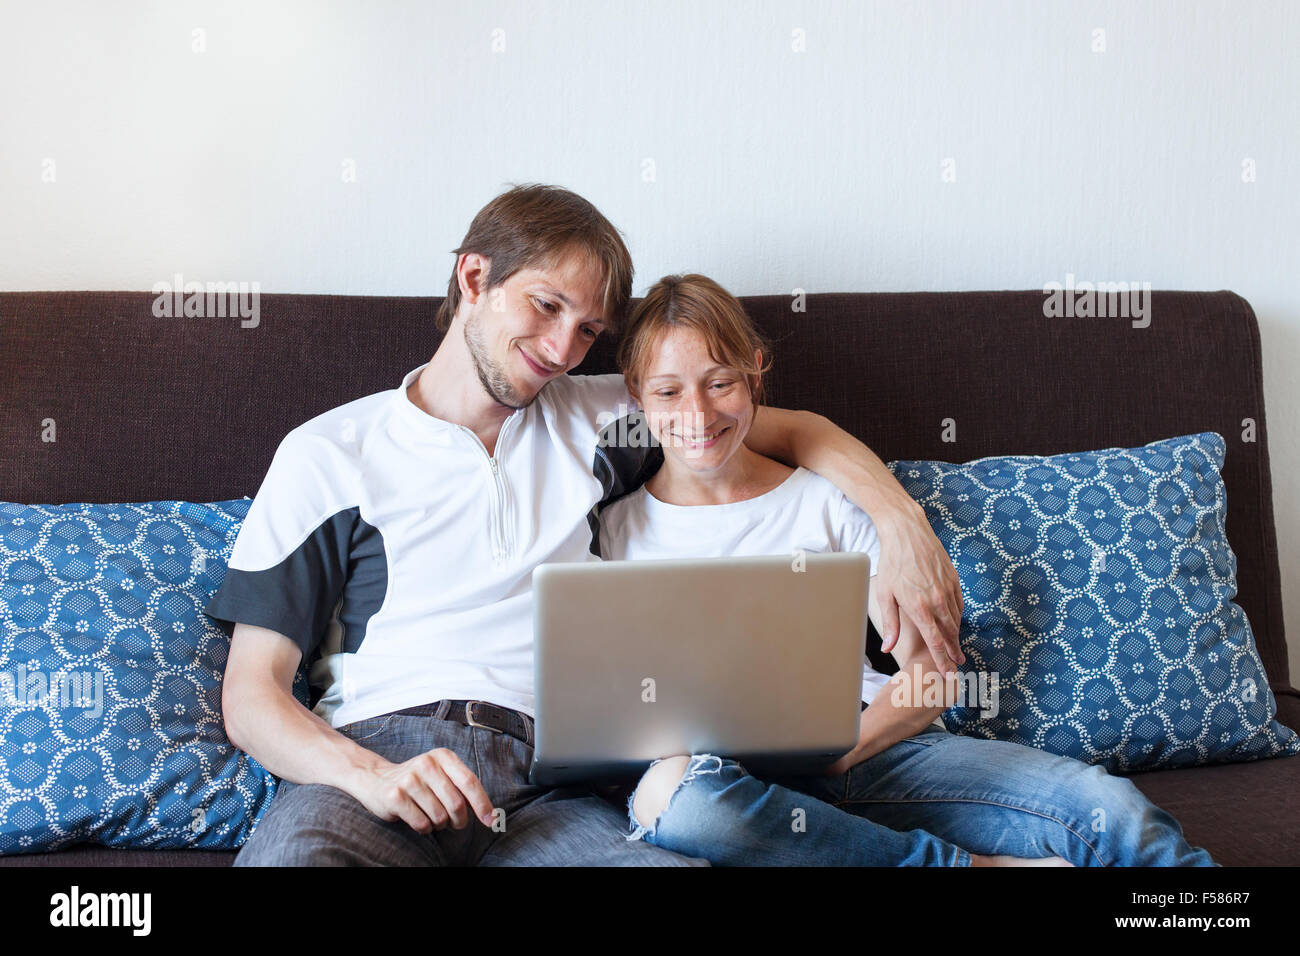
[597,466,894,706]
[206,365,641,728]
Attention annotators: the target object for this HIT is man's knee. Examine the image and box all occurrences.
[237,783,347,865]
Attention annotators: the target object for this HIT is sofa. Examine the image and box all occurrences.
[1,288,1296,866]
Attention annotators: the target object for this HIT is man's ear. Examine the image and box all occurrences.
[457,252,491,306]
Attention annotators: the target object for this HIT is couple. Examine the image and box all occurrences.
[208,182,1212,866]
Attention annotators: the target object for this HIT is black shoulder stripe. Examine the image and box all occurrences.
[588,411,663,556]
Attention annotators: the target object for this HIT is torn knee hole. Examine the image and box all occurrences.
[630,754,724,829]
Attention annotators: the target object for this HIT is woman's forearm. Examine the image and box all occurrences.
[827,662,958,774]
[854,678,947,762]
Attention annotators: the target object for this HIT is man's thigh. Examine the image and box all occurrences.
[236,713,503,867]
[235,777,450,866]
[478,760,709,867]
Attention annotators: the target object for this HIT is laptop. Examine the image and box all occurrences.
[529,551,870,786]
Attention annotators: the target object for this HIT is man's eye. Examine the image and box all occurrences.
[712,381,735,390]
[655,390,676,399]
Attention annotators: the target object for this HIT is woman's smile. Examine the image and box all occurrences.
[670,425,730,449]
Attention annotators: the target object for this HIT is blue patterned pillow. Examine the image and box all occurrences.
[889,432,1300,771]
[0,498,306,854]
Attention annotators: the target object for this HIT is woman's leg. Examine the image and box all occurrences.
[625,753,975,866]
[816,727,1217,867]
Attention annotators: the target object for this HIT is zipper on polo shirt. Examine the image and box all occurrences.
[459,412,520,565]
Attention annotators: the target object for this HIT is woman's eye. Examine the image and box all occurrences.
[655,390,676,399]
[534,298,557,313]
[711,381,735,390]
[582,327,598,339]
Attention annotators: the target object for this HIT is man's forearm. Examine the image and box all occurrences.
[225,682,390,796]
[747,405,964,672]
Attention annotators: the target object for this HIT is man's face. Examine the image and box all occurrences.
[462,251,610,409]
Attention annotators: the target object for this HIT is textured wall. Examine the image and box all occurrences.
[2,0,1296,684]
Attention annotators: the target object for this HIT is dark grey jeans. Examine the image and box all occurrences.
[234,710,708,866]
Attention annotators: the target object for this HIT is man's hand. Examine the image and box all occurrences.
[874,505,965,676]
[354,748,498,834]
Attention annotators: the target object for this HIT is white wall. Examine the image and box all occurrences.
[3,0,1297,685]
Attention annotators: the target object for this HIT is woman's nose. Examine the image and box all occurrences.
[679,389,714,428]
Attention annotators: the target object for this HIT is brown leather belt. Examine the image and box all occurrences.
[392,699,534,747]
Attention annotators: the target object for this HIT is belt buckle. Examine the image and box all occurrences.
[464,700,501,734]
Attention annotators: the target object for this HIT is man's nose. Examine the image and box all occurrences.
[540,325,579,368]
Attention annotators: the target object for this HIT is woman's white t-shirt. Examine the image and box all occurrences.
[597,465,894,705]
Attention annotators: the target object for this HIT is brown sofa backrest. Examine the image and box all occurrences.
[1,290,1292,704]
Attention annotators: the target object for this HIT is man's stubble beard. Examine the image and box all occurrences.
[463,308,537,410]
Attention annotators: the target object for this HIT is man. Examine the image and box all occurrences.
[207,183,965,865]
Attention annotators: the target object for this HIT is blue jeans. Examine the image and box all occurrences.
[627,725,1217,866]
[236,710,708,866]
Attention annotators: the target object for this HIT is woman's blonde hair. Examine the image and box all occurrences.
[617,274,773,408]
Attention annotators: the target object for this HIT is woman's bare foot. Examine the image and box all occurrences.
[969,853,1073,866]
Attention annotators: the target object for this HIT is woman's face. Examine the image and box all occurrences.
[634,326,760,473]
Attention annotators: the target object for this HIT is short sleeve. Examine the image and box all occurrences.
[558,373,663,510]
[555,372,634,438]
[861,666,892,706]
[834,493,882,578]
[204,429,358,660]
[553,372,664,556]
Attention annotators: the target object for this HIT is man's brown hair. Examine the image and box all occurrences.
[617,273,773,408]
[436,183,634,334]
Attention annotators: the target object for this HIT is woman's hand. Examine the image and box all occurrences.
[873,503,965,676]
[824,742,869,777]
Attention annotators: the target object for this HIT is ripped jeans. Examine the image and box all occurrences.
[626,725,1217,866]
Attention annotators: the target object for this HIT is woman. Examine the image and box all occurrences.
[597,273,1215,867]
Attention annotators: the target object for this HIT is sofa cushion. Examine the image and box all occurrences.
[0,498,304,854]
[889,432,1300,771]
